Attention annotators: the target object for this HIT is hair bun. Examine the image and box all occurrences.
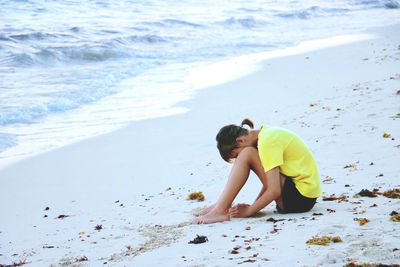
[241,118,254,129]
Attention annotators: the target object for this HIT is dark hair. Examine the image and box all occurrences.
[216,118,254,162]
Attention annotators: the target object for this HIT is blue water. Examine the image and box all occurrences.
[0,0,399,167]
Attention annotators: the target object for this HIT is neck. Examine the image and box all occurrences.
[249,130,261,146]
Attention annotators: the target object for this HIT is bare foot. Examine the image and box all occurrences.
[193,204,215,217]
[191,209,230,224]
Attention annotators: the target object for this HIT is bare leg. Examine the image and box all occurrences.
[274,174,286,210]
[192,147,257,224]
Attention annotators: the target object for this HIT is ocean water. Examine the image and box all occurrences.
[0,0,399,168]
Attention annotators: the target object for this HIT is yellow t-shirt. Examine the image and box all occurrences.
[257,126,322,198]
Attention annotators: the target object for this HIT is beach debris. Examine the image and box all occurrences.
[238,259,256,264]
[344,263,400,267]
[76,256,88,262]
[354,218,370,226]
[312,213,323,216]
[390,212,400,222]
[322,194,348,202]
[165,187,172,191]
[327,208,336,213]
[309,104,315,107]
[43,245,54,248]
[357,189,378,198]
[397,90,400,95]
[44,207,50,211]
[266,217,285,223]
[245,226,251,230]
[186,192,205,201]
[382,189,400,199]
[188,235,208,244]
[323,176,335,183]
[95,224,103,231]
[270,227,280,234]
[43,215,48,218]
[0,258,28,267]
[229,245,241,254]
[306,235,342,246]
[383,133,391,138]
[344,163,357,169]
[56,215,69,219]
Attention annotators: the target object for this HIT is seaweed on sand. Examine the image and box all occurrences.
[382,189,400,199]
[188,235,208,244]
[187,192,205,201]
[306,235,342,246]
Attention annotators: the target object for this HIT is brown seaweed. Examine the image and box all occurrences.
[382,189,400,199]
[322,194,348,201]
[390,214,400,222]
[186,192,205,201]
[344,263,400,267]
[357,189,377,197]
[306,235,342,246]
[354,218,370,226]
[188,234,208,244]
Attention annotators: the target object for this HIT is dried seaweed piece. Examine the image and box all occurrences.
[391,214,400,222]
[357,189,377,197]
[306,235,342,246]
[322,194,348,201]
[56,215,69,219]
[188,234,208,244]
[390,211,399,216]
[383,133,391,138]
[344,163,357,169]
[382,189,400,199]
[344,263,400,267]
[186,192,205,201]
[95,224,103,231]
[238,259,256,264]
[76,256,88,262]
[354,218,370,226]
[266,217,285,223]
[313,213,323,216]
[327,209,336,213]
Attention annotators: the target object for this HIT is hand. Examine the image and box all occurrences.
[229,203,252,218]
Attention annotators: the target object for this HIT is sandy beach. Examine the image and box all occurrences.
[1,24,399,266]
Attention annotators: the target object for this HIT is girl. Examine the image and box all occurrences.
[192,119,322,224]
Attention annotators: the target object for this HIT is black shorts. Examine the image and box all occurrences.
[276,177,316,214]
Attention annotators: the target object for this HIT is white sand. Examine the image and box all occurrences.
[0,25,399,266]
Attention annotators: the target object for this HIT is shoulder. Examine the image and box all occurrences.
[259,126,293,141]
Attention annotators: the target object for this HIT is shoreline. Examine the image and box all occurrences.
[0,24,399,266]
[0,28,381,171]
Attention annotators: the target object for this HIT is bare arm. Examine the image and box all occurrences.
[248,167,281,215]
[229,166,281,218]
[255,186,267,201]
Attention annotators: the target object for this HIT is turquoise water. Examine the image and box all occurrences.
[0,0,399,167]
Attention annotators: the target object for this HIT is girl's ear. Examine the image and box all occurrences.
[236,136,244,144]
